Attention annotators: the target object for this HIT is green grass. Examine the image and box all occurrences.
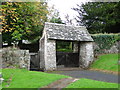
[0,85,1,90]
[2,68,69,88]
[91,54,119,71]
[57,48,73,52]
[66,78,118,88]
[0,69,2,89]
[0,82,1,90]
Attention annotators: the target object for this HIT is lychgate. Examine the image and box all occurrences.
[39,22,94,71]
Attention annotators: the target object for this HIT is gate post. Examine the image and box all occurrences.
[73,42,79,53]
[40,36,56,71]
[45,39,56,70]
[79,42,94,69]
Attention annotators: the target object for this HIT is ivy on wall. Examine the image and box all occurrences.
[92,34,119,54]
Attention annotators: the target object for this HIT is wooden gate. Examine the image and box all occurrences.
[56,52,79,67]
[30,53,40,70]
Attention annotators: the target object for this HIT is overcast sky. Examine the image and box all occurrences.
[47,0,119,25]
[48,0,91,24]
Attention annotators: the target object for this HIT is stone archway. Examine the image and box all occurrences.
[39,22,94,71]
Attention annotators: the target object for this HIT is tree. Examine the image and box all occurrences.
[73,2,120,33]
[65,14,73,25]
[48,5,64,24]
[1,2,48,45]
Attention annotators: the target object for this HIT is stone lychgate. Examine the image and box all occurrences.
[39,22,94,71]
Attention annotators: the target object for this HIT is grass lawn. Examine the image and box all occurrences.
[0,83,1,90]
[2,68,69,88]
[0,69,2,89]
[0,85,1,90]
[66,78,118,88]
[91,54,119,72]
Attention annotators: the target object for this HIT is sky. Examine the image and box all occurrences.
[47,0,119,25]
[48,0,90,24]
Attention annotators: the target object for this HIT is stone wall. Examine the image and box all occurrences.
[1,47,30,70]
[79,42,94,68]
[93,41,119,56]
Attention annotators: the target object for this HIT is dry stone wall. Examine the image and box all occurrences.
[1,48,30,70]
[93,41,119,56]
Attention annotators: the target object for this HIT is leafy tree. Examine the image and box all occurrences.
[73,2,120,34]
[50,17,63,24]
[1,2,48,45]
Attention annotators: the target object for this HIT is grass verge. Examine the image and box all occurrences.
[91,54,119,72]
[66,78,118,88]
[2,68,69,88]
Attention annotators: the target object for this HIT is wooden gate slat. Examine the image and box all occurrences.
[56,52,79,67]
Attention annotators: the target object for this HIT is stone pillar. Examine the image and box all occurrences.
[73,42,79,53]
[45,39,56,70]
[40,37,56,71]
[0,50,2,70]
[79,42,94,69]
[39,37,45,70]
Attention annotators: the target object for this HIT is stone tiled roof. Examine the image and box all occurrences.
[44,22,94,41]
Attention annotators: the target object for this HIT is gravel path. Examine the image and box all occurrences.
[51,70,119,83]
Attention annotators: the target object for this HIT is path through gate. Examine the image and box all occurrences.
[56,52,79,68]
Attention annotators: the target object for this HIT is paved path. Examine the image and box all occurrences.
[42,78,79,89]
[51,70,119,83]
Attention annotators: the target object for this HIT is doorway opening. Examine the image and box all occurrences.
[56,40,79,69]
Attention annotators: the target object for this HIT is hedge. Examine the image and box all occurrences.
[92,33,119,54]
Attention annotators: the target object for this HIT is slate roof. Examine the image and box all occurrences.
[44,22,94,41]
